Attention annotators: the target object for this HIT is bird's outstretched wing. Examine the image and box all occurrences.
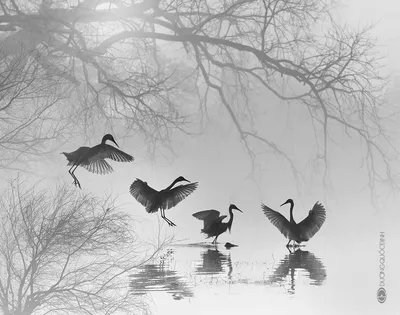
[297,202,326,241]
[88,144,134,163]
[129,179,159,213]
[215,215,228,223]
[162,182,198,210]
[192,210,220,221]
[193,209,222,231]
[261,203,292,239]
[81,159,114,174]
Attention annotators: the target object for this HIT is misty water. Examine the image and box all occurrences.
[125,206,396,315]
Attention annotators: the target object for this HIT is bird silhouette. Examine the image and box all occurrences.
[192,204,242,244]
[62,134,133,189]
[261,199,326,248]
[129,176,198,227]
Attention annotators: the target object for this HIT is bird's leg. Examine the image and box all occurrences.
[160,209,176,227]
[70,164,82,189]
[212,236,218,244]
[164,216,177,227]
[68,165,77,184]
[69,169,79,188]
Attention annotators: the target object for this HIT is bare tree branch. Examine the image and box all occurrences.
[0,0,396,202]
[0,177,169,315]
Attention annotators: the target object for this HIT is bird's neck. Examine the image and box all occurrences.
[166,178,181,190]
[101,136,108,144]
[227,207,234,228]
[289,201,295,223]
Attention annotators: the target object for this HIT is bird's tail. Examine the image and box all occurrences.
[61,152,73,165]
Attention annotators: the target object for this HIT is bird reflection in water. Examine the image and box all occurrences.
[129,249,193,300]
[195,248,233,278]
[268,248,326,294]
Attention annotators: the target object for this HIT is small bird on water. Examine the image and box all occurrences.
[62,134,134,189]
[261,199,326,248]
[192,204,243,244]
[129,176,198,227]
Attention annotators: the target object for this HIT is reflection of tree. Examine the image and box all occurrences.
[130,256,193,300]
[195,248,232,278]
[0,178,161,315]
[269,248,327,294]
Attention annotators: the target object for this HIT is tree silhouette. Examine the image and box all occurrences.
[0,0,396,197]
[0,178,165,315]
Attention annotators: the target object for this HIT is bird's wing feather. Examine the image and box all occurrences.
[192,209,222,231]
[261,203,292,239]
[81,159,114,174]
[215,215,227,223]
[88,144,134,163]
[297,202,326,241]
[161,182,198,210]
[192,210,221,221]
[129,179,159,212]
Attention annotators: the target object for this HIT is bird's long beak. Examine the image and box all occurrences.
[112,139,119,148]
[280,201,289,207]
[236,208,243,213]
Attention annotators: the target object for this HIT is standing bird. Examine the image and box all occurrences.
[129,176,198,227]
[192,204,243,244]
[261,199,326,248]
[62,134,134,189]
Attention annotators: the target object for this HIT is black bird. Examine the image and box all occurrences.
[261,199,326,248]
[62,134,133,189]
[192,204,243,244]
[129,176,198,227]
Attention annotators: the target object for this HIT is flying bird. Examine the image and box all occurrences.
[129,176,198,227]
[261,199,326,248]
[62,134,133,189]
[192,204,243,244]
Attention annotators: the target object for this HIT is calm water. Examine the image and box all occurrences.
[130,244,326,298]
[128,215,397,315]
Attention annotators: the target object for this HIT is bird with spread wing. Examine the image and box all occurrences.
[130,176,198,227]
[62,134,133,189]
[261,199,326,248]
[193,204,243,244]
